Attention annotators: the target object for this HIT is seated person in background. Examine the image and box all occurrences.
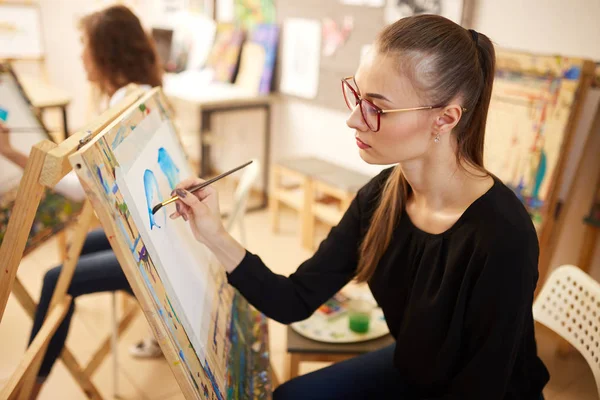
[0,5,164,398]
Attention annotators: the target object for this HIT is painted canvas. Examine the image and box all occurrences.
[249,24,279,94]
[0,63,82,253]
[234,0,275,31]
[0,63,48,194]
[204,23,245,84]
[485,52,586,230]
[0,188,82,254]
[71,89,271,399]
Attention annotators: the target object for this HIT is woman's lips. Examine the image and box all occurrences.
[356,137,371,149]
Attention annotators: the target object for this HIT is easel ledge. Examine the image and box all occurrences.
[0,86,146,400]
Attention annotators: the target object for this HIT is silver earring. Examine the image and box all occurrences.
[434,133,440,143]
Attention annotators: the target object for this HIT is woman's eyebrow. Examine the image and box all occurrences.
[354,78,392,102]
[365,92,391,102]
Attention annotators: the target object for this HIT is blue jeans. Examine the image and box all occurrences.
[274,344,546,400]
[28,229,133,378]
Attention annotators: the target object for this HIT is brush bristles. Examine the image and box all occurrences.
[151,203,163,215]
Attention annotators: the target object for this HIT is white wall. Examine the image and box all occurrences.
[473,0,600,60]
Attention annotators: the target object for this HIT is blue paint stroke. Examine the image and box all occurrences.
[157,147,180,190]
[96,165,110,195]
[563,66,581,80]
[201,362,224,400]
[110,126,127,149]
[532,149,547,200]
[144,169,162,230]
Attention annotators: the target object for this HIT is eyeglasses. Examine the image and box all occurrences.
[342,76,447,132]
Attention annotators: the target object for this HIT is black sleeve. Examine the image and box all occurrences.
[226,169,388,324]
[422,231,539,400]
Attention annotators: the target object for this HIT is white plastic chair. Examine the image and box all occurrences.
[533,265,600,396]
[225,158,260,246]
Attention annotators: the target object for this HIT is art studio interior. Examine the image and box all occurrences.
[1,0,600,399]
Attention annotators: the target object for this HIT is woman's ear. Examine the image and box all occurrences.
[432,104,463,134]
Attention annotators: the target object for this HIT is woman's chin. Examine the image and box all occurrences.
[358,149,380,165]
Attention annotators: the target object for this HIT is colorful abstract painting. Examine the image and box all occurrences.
[71,89,271,399]
[250,24,279,94]
[0,189,82,255]
[485,51,587,230]
[234,0,275,31]
[205,23,245,84]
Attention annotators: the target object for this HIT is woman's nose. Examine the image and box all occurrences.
[346,104,368,132]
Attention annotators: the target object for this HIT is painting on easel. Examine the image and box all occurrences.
[70,88,271,399]
[0,62,82,252]
[485,52,590,231]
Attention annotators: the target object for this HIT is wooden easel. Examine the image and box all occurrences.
[0,87,146,399]
[537,84,599,295]
[69,87,277,399]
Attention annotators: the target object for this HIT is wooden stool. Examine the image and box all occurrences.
[286,325,395,380]
[270,158,337,243]
[306,167,371,250]
[270,157,371,250]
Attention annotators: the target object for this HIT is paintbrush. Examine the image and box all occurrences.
[151,160,253,215]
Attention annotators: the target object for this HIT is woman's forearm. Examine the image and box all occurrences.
[204,230,247,273]
[2,149,28,169]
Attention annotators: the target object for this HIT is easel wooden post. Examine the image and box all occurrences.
[536,75,598,296]
[536,60,597,292]
[0,88,146,399]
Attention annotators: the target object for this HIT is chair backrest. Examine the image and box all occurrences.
[225,159,260,233]
[533,265,600,395]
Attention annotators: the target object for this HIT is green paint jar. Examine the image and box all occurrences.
[348,299,373,334]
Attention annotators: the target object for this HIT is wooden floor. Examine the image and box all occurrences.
[0,191,598,399]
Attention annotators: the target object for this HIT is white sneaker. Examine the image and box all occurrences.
[129,338,163,359]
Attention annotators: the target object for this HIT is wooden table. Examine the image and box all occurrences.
[19,74,71,138]
[286,325,395,379]
[164,74,275,210]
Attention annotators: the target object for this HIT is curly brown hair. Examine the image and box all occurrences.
[79,5,163,94]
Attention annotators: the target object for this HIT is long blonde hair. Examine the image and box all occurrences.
[355,15,496,282]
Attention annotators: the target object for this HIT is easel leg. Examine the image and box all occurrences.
[57,230,68,262]
[1,297,72,400]
[0,141,56,322]
[19,201,96,399]
[111,294,119,398]
[13,268,105,399]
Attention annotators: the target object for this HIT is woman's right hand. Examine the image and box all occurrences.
[170,178,225,245]
[172,178,246,273]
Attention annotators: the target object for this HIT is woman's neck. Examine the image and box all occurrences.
[399,142,490,213]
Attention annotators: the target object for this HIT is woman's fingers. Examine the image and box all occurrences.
[175,178,204,191]
[174,178,217,202]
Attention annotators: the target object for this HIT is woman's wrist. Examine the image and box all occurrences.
[204,229,246,274]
